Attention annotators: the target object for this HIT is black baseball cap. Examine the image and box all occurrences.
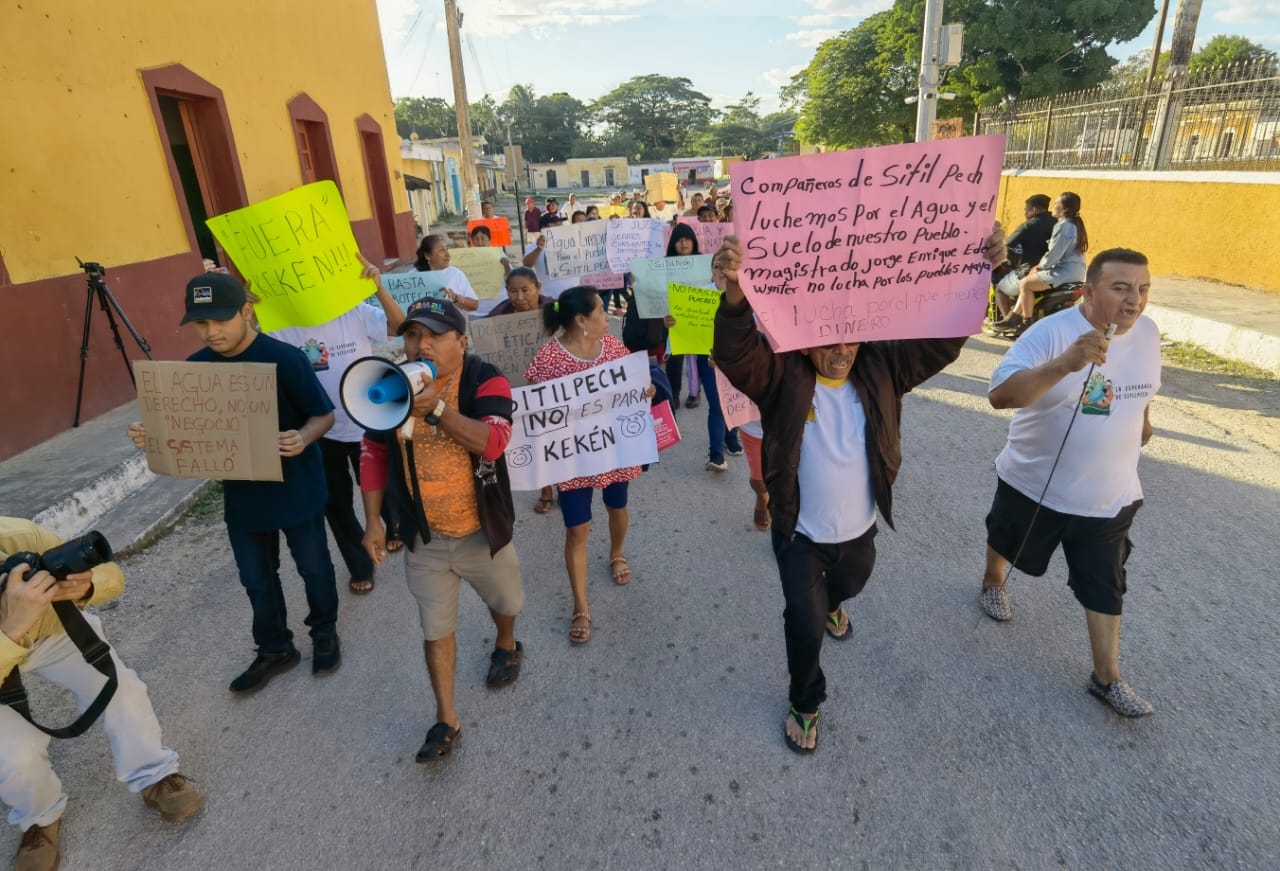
[398,297,467,336]
[180,272,248,325]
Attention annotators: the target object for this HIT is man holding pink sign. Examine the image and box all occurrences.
[714,190,1005,754]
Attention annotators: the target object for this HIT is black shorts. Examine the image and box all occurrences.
[985,478,1141,616]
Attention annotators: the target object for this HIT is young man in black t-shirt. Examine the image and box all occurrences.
[129,273,341,693]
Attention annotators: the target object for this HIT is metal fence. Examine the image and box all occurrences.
[976,58,1280,172]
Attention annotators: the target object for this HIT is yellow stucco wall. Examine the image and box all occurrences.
[0,0,401,283]
[998,171,1280,292]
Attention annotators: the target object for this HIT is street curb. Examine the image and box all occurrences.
[1146,303,1280,376]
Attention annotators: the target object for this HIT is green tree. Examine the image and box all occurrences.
[681,93,798,159]
[591,75,714,159]
[496,85,586,162]
[469,95,504,153]
[787,0,1153,148]
[393,96,456,140]
[1189,35,1276,71]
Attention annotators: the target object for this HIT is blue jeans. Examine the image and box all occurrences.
[227,512,339,654]
[696,356,738,457]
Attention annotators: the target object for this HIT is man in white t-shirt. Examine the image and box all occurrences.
[980,248,1160,718]
[271,257,406,595]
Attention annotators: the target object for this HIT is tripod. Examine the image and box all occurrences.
[73,258,154,427]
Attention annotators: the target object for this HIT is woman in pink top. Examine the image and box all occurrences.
[526,286,654,644]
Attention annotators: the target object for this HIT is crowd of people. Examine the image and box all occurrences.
[0,176,1164,867]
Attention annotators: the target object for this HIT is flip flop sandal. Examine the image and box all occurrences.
[349,578,375,595]
[784,708,819,755]
[753,506,772,531]
[533,496,555,514]
[416,722,460,764]
[825,607,851,641]
[569,612,592,644]
[609,557,633,586]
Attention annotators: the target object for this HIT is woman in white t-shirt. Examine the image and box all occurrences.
[411,234,479,312]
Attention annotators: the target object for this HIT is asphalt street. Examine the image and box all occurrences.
[6,335,1278,870]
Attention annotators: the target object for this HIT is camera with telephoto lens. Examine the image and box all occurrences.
[0,531,113,593]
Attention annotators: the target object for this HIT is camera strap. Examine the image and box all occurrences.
[0,601,118,739]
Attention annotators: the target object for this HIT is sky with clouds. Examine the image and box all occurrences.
[375,0,1280,113]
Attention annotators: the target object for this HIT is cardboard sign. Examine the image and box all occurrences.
[468,309,550,388]
[675,217,733,256]
[714,367,760,430]
[206,181,368,332]
[630,255,713,319]
[605,218,668,273]
[652,400,681,451]
[645,172,679,203]
[666,283,720,355]
[133,361,283,481]
[370,272,450,311]
[447,247,506,300]
[541,221,610,279]
[467,218,511,247]
[505,352,658,490]
[729,135,1005,351]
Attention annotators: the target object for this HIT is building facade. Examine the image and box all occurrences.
[0,0,414,460]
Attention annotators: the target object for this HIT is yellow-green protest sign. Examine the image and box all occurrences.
[645,172,679,203]
[206,181,368,332]
[667,283,720,355]
[599,204,629,218]
[448,247,506,299]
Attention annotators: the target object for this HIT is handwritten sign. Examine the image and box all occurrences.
[729,135,1005,352]
[133,361,282,481]
[448,247,506,299]
[369,272,451,311]
[932,118,964,140]
[505,352,658,490]
[630,255,713,319]
[714,367,760,430]
[666,283,720,355]
[541,221,610,279]
[599,205,629,218]
[206,181,366,332]
[468,218,511,246]
[605,218,667,273]
[468,309,549,387]
[645,172,679,203]
[676,218,732,256]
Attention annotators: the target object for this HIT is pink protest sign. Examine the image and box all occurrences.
[729,135,1005,352]
[673,218,733,257]
[714,367,760,431]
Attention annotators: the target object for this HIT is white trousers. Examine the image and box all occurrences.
[0,613,179,831]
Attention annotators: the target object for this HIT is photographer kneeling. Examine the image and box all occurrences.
[1,518,202,871]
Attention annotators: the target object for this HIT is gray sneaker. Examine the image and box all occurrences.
[1088,674,1154,718]
[980,586,1013,622]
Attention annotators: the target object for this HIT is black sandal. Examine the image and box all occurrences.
[784,708,819,755]
[416,722,460,764]
[485,642,523,688]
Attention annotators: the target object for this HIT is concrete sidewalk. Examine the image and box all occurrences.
[0,273,1274,555]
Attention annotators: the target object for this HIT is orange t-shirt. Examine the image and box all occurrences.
[402,374,481,538]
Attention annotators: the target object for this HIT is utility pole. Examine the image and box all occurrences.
[1145,0,1203,169]
[1145,0,1172,90]
[444,0,481,218]
[915,0,943,142]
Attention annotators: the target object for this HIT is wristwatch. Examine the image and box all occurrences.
[424,399,447,426]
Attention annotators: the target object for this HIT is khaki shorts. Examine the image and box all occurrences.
[403,532,524,640]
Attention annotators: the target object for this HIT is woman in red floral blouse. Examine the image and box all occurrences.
[526,286,654,644]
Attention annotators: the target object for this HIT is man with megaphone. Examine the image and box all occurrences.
[356,297,526,766]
